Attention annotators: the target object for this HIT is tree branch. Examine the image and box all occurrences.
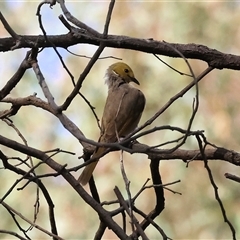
[1,33,240,70]
[0,51,32,100]
[0,135,131,240]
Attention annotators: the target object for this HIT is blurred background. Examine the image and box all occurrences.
[0,1,240,239]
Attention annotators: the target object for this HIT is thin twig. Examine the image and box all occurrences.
[0,151,59,239]
[103,0,115,36]
[153,53,192,77]
[0,11,19,39]
[196,135,236,240]
[114,187,149,240]
[59,44,105,111]
[133,206,170,240]
[0,230,27,240]
[119,150,134,232]
[1,200,63,240]
[225,173,240,183]
[57,0,101,37]
[125,66,214,140]
[0,51,32,100]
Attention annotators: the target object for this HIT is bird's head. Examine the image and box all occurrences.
[105,62,140,87]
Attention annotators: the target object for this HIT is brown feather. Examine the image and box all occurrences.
[78,64,145,185]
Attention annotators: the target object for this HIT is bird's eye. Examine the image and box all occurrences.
[124,68,129,73]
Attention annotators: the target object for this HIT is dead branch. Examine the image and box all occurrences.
[1,33,240,70]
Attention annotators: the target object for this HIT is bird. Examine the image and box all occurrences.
[78,62,145,185]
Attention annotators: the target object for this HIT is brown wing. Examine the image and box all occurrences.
[78,83,145,185]
[100,83,145,143]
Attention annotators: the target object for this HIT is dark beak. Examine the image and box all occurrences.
[130,76,140,85]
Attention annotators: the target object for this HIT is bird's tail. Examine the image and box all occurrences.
[78,147,105,185]
[78,161,98,186]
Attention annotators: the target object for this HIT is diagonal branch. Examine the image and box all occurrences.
[130,158,164,239]
[196,135,236,240]
[125,66,214,141]
[1,200,63,240]
[0,135,131,240]
[0,51,32,100]
[0,151,59,240]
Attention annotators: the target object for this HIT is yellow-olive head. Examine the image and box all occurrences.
[106,62,140,86]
